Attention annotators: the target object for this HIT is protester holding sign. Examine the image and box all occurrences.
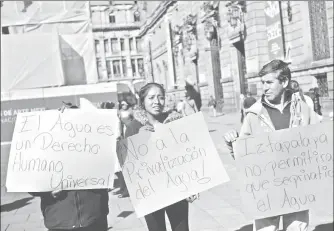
[29,103,109,231]
[224,60,321,231]
[124,83,198,231]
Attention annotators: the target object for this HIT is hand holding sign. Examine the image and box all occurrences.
[234,122,333,220]
[6,109,119,192]
[117,112,230,217]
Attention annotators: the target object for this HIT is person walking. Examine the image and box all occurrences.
[176,99,184,114]
[239,94,245,123]
[308,87,322,116]
[30,102,109,231]
[224,60,320,231]
[182,92,198,116]
[115,100,134,198]
[123,83,199,231]
[208,95,217,117]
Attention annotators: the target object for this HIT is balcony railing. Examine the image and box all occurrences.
[92,22,141,32]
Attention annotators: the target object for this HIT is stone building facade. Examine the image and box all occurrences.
[90,1,333,112]
[138,1,333,112]
[90,1,147,84]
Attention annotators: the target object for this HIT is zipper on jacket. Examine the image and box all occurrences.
[74,192,83,227]
[258,114,275,131]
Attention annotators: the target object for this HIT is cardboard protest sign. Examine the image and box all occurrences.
[80,98,97,110]
[6,109,119,192]
[117,112,230,217]
[234,122,333,220]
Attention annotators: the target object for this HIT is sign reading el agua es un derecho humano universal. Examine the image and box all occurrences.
[6,109,119,192]
[117,112,230,217]
[234,122,333,220]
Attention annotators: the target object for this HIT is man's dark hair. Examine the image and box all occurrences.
[258,60,291,82]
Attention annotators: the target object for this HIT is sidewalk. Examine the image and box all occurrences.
[1,111,333,231]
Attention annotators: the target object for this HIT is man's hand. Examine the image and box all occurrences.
[224,129,239,143]
[224,129,239,159]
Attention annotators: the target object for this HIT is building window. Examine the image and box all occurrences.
[97,59,103,80]
[111,38,119,53]
[120,38,125,51]
[112,60,121,77]
[131,59,136,76]
[316,73,329,97]
[129,38,134,51]
[136,38,142,52]
[109,14,116,24]
[104,39,110,54]
[106,60,112,78]
[2,26,9,34]
[134,11,140,22]
[122,59,127,77]
[137,58,144,77]
[308,1,330,61]
[95,40,100,55]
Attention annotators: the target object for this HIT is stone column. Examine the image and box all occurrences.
[165,13,176,90]
[133,37,137,52]
[99,38,108,81]
[124,38,132,78]
[143,33,154,82]
[135,59,139,78]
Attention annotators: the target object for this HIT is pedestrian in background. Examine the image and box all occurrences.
[182,92,198,116]
[239,94,245,123]
[176,99,184,114]
[308,87,322,116]
[224,60,320,231]
[208,95,217,117]
[30,102,109,231]
[123,83,199,231]
[115,100,133,198]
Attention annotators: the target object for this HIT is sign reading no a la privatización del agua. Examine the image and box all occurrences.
[117,112,230,217]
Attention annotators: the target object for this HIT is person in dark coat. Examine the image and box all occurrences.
[30,102,109,231]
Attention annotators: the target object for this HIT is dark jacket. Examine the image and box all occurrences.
[30,189,109,230]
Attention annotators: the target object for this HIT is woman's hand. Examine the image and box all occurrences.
[186,193,200,203]
[163,111,183,124]
[51,189,65,199]
[139,125,155,133]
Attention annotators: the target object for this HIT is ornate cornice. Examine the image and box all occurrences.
[138,1,175,37]
[200,1,220,40]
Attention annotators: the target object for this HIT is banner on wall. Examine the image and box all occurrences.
[264,1,285,60]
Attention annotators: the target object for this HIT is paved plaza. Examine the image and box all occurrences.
[1,111,333,231]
